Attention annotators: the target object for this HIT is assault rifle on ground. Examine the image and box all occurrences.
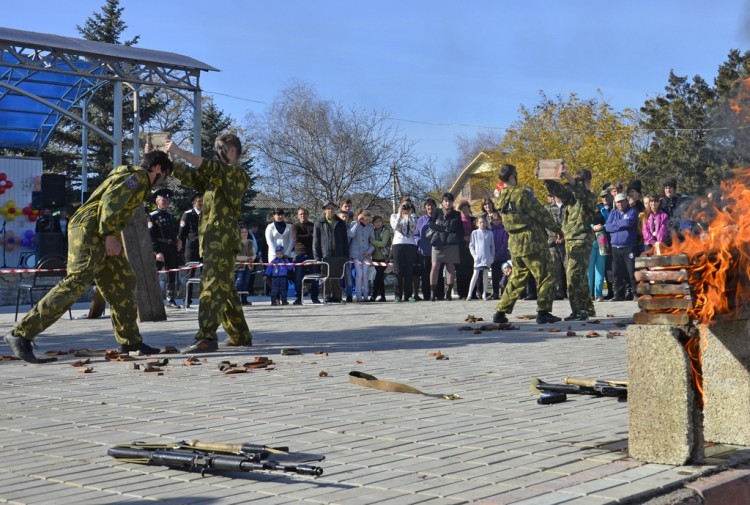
[531,376,628,404]
[108,439,324,477]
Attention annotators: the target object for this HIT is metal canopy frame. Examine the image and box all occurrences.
[0,26,218,195]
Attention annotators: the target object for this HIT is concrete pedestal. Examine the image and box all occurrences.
[701,319,750,446]
[627,324,704,465]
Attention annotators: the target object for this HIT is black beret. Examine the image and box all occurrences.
[153,188,173,199]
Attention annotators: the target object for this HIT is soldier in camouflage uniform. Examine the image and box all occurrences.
[545,194,567,300]
[544,167,597,321]
[165,134,252,353]
[493,164,563,325]
[4,151,173,363]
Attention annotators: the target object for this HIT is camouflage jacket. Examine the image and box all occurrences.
[496,185,562,258]
[173,159,249,256]
[69,165,151,238]
[544,180,596,243]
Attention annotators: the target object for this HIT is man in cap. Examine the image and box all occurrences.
[313,201,349,303]
[148,188,181,308]
[605,193,639,301]
[492,164,563,325]
[165,134,253,353]
[5,151,173,363]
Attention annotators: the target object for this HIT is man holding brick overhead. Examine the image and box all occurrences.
[492,164,563,325]
[165,134,253,353]
[544,167,598,321]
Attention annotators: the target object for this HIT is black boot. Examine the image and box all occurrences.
[445,284,453,301]
[430,284,437,302]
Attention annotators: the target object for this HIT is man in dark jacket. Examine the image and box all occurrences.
[178,193,202,264]
[313,201,349,303]
[292,207,320,304]
[148,188,181,308]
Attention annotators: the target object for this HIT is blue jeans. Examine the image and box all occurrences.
[588,241,607,298]
[234,266,254,301]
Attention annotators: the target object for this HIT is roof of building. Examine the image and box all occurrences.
[448,151,496,196]
[0,26,217,151]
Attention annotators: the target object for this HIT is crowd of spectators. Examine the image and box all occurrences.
[157,173,720,311]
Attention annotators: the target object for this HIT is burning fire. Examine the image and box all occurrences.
[652,170,750,325]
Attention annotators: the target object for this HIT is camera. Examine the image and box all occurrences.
[401,203,411,210]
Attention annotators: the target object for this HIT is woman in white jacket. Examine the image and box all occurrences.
[265,208,294,262]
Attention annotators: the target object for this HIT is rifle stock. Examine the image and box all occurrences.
[531,377,627,399]
[108,445,323,477]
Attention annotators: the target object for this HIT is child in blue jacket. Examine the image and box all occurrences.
[264,246,295,305]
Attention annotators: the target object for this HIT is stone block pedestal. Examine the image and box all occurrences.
[701,320,750,446]
[627,324,704,465]
[627,320,750,465]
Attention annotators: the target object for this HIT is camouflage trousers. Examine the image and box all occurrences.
[549,243,567,298]
[14,226,142,345]
[195,245,252,344]
[496,248,555,314]
[565,240,595,316]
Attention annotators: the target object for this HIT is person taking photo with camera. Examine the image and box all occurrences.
[390,197,418,302]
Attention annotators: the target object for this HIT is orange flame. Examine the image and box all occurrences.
[655,168,750,325]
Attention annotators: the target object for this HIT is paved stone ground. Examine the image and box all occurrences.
[1,296,749,504]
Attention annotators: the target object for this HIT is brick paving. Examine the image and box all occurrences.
[0,296,748,504]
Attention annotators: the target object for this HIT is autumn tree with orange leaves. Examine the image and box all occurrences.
[481,92,637,203]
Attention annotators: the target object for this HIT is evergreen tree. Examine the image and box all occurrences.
[43,0,163,204]
[635,71,715,195]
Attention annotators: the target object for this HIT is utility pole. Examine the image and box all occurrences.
[391,163,403,213]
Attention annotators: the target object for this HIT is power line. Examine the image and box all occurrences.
[202,89,750,135]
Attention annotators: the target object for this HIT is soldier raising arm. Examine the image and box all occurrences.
[165,136,253,353]
[492,164,563,325]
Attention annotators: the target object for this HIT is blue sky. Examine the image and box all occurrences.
[4,1,750,171]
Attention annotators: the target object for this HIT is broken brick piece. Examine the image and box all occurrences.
[45,350,69,356]
[70,358,91,367]
[319,371,329,377]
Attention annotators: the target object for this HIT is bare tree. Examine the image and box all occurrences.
[246,82,419,210]
[446,129,505,180]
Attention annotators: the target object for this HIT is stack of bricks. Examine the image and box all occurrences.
[627,253,750,465]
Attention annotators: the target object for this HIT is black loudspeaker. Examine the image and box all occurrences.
[31,191,41,210]
[37,233,66,258]
[41,174,66,208]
